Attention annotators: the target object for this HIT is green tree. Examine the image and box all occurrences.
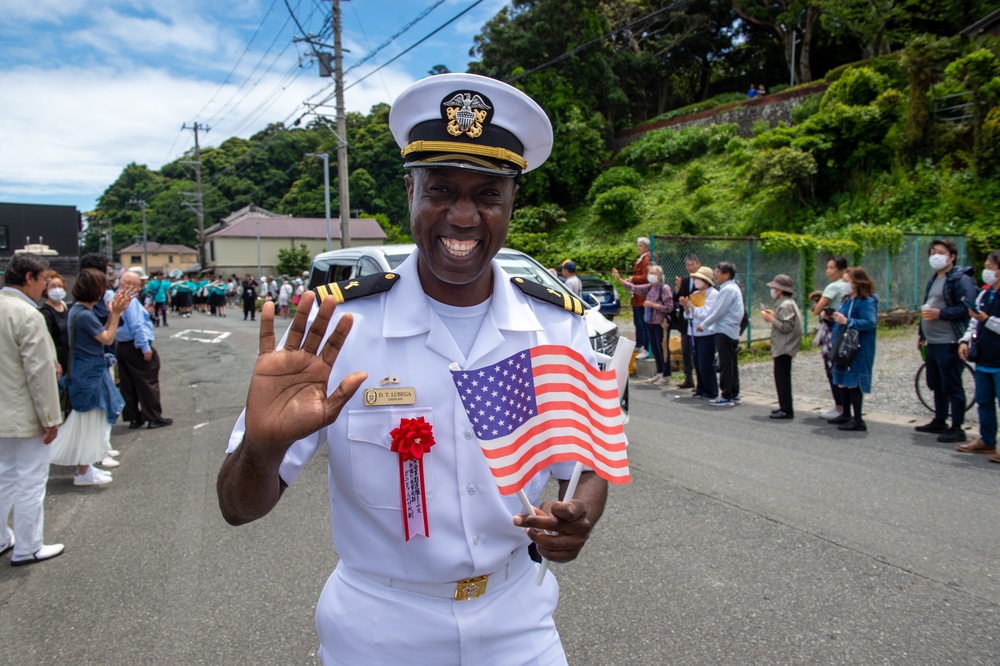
[732,0,821,83]
[275,244,312,277]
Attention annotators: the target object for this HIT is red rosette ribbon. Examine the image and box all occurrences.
[389,417,435,540]
[390,416,435,461]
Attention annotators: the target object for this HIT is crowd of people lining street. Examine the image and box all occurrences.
[614,236,1000,448]
[0,252,175,566]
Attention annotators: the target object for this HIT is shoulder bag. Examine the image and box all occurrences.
[832,300,861,367]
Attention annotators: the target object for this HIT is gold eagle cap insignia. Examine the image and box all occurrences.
[443,92,491,139]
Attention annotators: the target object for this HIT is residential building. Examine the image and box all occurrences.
[118,242,198,275]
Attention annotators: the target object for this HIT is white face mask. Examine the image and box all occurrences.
[983,268,998,286]
[47,287,66,302]
[929,253,950,271]
[647,274,660,284]
[843,282,855,295]
[694,279,706,290]
[769,288,780,300]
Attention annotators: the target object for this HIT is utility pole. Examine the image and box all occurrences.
[127,199,149,275]
[333,0,351,248]
[182,122,210,267]
[306,152,332,251]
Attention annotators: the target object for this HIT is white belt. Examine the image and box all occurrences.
[352,547,531,601]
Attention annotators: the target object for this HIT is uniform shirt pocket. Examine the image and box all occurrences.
[346,407,435,509]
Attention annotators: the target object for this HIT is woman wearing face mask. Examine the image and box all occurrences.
[38,273,70,380]
[957,251,1000,460]
[613,265,674,385]
[762,274,803,419]
[813,256,849,420]
[828,268,879,431]
[678,266,719,399]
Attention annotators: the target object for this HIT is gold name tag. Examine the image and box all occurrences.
[363,387,416,406]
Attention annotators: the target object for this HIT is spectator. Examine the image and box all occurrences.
[48,268,132,486]
[559,260,582,298]
[699,261,744,407]
[39,272,70,379]
[292,278,305,310]
[148,271,170,327]
[115,270,173,431]
[278,278,293,319]
[624,238,651,359]
[957,250,1000,457]
[613,264,673,385]
[757,84,767,96]
[813,256,849,420]
[241,275,258,321]
[679,266,719,399]
[762,274,803,420]
[672,253,701,389]
[828,267,878,432]
[747,85,758,99]
[0,253,64,566]
[915,239,978,443]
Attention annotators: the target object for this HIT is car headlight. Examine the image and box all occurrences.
[590,328,619,358]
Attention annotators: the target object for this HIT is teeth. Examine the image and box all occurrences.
[441,238,479,257]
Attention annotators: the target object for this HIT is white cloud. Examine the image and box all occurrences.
[0,62,419,210]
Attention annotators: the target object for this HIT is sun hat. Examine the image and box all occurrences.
[766,274,794,294]
[690,265,715,287]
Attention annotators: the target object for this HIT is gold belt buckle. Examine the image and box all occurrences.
[454,574,489,601]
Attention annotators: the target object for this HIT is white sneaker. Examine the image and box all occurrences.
[97,457,120,468]
[644,375,661,383]
[11,543,64,566]
[106,449,120,458]
[653,375,670,386]
[635,349,649,360]
[74,467,113,486]
[819,407,841,420]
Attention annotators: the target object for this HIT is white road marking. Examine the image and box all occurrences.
[169,329,231,344]
[193,422,209,430]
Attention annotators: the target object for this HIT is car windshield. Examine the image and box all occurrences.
[495,253,568,294]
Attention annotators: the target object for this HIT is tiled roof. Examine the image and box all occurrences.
[206,216,387,240]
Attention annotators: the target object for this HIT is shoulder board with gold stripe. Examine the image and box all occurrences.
[510,277,584,315]
[312,272,400,304]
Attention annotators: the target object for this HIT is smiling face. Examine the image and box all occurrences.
[405,167,517,305]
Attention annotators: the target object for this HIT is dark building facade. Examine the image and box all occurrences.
[0,202,81,258]
[0,202,82,279]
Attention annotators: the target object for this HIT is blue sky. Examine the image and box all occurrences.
[0,0,507,216]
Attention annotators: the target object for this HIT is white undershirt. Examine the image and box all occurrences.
[427,296,491,360]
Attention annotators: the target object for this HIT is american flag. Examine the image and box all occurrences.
[450,344,630,495]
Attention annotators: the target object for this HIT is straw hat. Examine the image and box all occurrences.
[690,265,715,287]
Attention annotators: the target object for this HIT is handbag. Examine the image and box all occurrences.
[832,301,861,367]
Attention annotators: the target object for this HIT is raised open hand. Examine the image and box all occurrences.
[243,292,367,456]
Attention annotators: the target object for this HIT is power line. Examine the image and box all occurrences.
[344,0,448,76]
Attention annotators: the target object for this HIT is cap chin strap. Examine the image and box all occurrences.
[402,140,528,170]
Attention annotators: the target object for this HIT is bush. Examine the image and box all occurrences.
[790,93,822,124]
[510,204,567,233]
[821,67,890,109]
[684,164,708,193]
[593,186,642,230]
[616,124,737,172]
[747,147,817,194]
[586,167,642,204]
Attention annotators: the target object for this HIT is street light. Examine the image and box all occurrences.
[305,152,332,251]
[127,198,149,274]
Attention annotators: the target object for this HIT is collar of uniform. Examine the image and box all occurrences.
[1,286,39,308]
[381,251,543,340]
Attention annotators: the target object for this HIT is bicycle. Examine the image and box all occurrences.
[914,361,977,413]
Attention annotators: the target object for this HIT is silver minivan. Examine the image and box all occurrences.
[308,244,628,418]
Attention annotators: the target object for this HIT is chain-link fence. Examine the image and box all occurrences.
[649,233,967,346]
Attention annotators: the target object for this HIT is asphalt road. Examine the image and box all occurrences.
[2,311,998,665]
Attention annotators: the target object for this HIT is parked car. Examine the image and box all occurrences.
[579,275,621,320]
[309,244,628,419]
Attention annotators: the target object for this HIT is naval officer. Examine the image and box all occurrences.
[218,73,609,665]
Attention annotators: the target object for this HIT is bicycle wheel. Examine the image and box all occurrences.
[915,362,934,413]
[962,362,977,413]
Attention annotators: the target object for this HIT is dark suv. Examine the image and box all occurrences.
[579,276,621,320]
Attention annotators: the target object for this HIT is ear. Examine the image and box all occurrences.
[404,173,415,211]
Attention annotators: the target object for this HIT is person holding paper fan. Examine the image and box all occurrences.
[217,73,624,665]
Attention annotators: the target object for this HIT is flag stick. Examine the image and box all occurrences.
[532,461,584,585]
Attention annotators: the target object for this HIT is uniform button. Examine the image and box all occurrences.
[463,431,473,440]
[473,536,480,545]
[467,484,477,495]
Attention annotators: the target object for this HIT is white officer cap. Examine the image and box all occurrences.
[389,73,553,176]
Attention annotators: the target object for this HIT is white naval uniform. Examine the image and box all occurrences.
[227,252,597,665]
